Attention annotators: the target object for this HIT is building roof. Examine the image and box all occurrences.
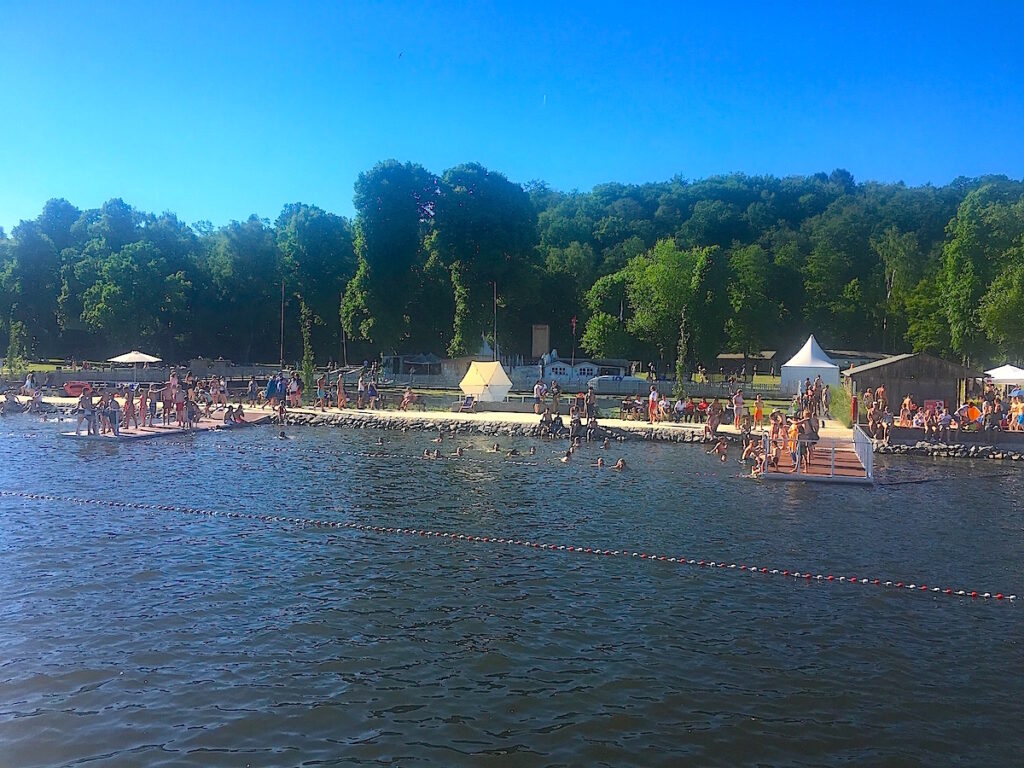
[841,353,917,376]
[716,351,776,361]
[826,350,888,360]
[842,353,984,378]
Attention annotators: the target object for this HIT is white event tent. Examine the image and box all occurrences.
[984,364,1024,384]
[459,361,512,402]
[780,335,840,395]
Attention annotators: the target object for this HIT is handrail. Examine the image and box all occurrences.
[853,424,874,479]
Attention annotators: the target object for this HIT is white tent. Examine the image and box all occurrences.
[985,364,1024,384]
[780,335,840,394]
[459,361,512,402]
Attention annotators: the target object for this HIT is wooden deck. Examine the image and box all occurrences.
[59,413,270,442]
[761,437,872,485]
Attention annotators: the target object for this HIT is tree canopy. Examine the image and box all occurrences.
[2,166,1023,369]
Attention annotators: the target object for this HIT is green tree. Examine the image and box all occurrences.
[870,226,921,351]
[201,216,281,362]
[622,239,697,361]
[78,242,190,354]
[687,245,730,365]
[299,299,316,396]
[979,245,1024,361]
[428,163,538,356]
[725,244,782,357]
[580,311,633,359]
[276,203,355,357]
[903,277,951,355]
[342,160,436,352]
[940,186,1024,363]
[3,320,28,376]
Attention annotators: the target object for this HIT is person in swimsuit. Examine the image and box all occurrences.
[173,385,186,427]
[75,391,96,436]
[753,395,764,429]
[122,387,138,430]
[137,387,149,428]
[732,389,745,429]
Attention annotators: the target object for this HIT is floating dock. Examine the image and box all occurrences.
[59,413,270,442]
[760,426,874,485]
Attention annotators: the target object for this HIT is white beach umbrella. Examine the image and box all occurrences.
[108,350,162,381]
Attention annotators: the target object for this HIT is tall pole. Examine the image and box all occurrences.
[492,281,497,362]
[279,280,285,369]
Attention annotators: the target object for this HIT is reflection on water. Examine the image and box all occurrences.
[1,418,1022,766]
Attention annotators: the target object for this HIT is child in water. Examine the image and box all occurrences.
[708,437,729,462]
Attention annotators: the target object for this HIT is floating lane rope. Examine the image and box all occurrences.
[0,489,1014,604]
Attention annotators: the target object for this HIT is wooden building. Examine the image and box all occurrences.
[842,353,984,409]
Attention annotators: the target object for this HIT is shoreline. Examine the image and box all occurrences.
[31,397,1024,462]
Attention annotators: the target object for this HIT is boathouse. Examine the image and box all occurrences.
[842,353,984,409]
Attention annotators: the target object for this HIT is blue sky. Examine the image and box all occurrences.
[2,1,1023,232]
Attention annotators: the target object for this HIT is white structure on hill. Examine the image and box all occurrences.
[781,335,840,394]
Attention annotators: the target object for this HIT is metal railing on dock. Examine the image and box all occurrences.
[853,424,874,480]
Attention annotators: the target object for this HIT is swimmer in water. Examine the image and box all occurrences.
[450,447,464,458]
[602,437,610,449]
[432,448,441,459]
[560,450,572,464]
[528,446,536,456]
[594,457,605,468]
[376,436,385,446]
[707,437,729,462]
[422,448,432,459]
[506,448,520,458]
[612,458,627,470]
[278,431,289,439]
[488,443,501,453]
[431,431,443,444]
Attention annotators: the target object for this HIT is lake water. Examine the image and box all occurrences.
[1,417,1022,766]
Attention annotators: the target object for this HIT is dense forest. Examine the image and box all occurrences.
[3,161,1024,372]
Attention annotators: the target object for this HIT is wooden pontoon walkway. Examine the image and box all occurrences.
[761,435,873,485]
[59,413,270,442]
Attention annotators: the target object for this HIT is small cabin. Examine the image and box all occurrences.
[843,353,984,409]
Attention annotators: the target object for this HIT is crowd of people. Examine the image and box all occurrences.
[71,369,253,436]
[861,379,1024,444]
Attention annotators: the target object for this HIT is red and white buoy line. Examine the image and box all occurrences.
[1,489,1015,604]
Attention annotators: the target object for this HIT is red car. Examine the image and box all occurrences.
[63,381,93,397]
